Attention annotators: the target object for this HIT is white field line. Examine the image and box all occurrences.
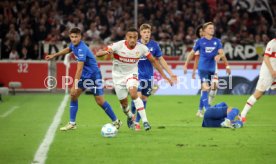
[32,95,69,164]
[0,106,19,118]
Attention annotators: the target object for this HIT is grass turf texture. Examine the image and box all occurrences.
[0,94,276,164]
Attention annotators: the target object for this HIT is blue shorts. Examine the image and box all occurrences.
[198,70,215,84]
[138,79,153,97]
[202,102,228,127]
[78,71,104,96]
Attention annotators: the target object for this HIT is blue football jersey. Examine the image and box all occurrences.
[138,39,162,80]
[69,41,100,78]
[193,37,222,72]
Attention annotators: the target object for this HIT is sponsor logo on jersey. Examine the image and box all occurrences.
[205,47,216,53]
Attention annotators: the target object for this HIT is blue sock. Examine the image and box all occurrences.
[136,100,147,123]
[199,99,203,111]
[227,108,239,121]
[101,101,117,122]
[70,100,78,123]
[131,100,136,114]
[201,91,210,110]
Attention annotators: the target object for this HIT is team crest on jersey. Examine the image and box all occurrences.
[149,47,153,52]
[214,42,217,45]
[205,47,216,53]
[135,51,140,57]
[267,48,271,51]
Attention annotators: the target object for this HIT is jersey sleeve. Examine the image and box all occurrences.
[77,47,87,62]
[195,50,200,56]
[264,40,274,57]
[141,45,151,57]
[107,41,121,53]
[217,39,223,49]
[193,39,200,52]
[154,43,163,58]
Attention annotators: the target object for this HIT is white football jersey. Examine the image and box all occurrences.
[264,39,276,66]
[108,40,151,77]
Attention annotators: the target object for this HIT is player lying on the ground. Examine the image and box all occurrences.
[240,38,276,122]
[131,23,177,131]
[202,102,243,128]
[46,27,122,131]
[96,27,174,131]
[184,22,231,118]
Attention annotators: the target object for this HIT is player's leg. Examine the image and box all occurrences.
[240,89,264,122]
[209,74,218,104]
[60,87,82,131]
[114,84,134,128]
[135,80,152,125]
[94,95,122,129]
[127,79,151,131]
[197,71,211,117]
[221,107,239,128]
[91,74,122,129]
[240,75,273,121]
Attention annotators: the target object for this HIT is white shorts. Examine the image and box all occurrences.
[256,64,276,92]
[113,74,139,100]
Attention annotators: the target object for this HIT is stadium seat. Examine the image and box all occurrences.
[8,82,22,95]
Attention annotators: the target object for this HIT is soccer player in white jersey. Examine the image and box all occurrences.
[96,27,173,131]
[240,38,276,122]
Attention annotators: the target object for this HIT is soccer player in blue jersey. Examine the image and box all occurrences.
[202,102,243,129]
[45,27,121,131]
[131,24,177,131]
[184,22,231,117]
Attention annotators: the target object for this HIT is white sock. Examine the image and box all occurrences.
[208,89,217,104]
[241,95,257,117]
[69,121,76,125]
[121,105,133,118]
[133,98,148,123]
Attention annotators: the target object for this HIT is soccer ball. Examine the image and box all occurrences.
[101,123,118,138]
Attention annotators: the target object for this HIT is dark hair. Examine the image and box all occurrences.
[196,24,203,38]
[126,27,138,33]
[69,27,82,34]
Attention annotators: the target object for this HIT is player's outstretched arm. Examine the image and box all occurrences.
[215,49,231,75]
[45,47,71,60]
[192,55,199,79]
[71,61,84,96]
[147,55,173,86]
[264,55,276,78]
[96,48,113,57]
[158,56,177,82]
[183,50,195,74]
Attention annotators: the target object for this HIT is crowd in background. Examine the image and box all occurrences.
[0,0,275,59]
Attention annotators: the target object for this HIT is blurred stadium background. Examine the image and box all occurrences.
[1,1,276,164]
[0,0,276,95]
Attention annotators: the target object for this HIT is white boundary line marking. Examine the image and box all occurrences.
[32,95,69,164]
[0,106,19,118]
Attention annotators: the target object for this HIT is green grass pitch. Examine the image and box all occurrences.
[0,94,276,164]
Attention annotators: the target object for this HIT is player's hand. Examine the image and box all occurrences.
[183,65,188,74]
[214,55,221,62]
[45,54,56,60]
[226,67,231,75]
[170,74,178,83]
[192,71,196,79]
[164,77,174,86]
